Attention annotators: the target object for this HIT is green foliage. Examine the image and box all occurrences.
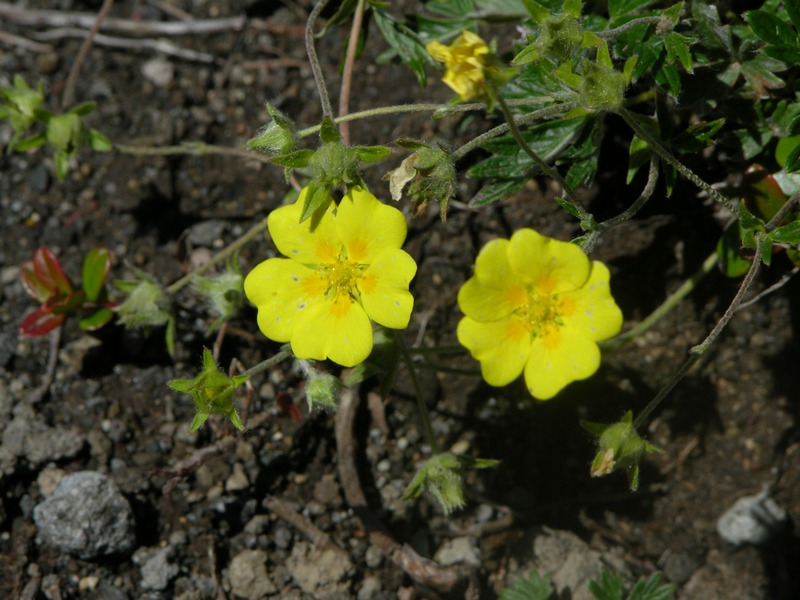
[0,76,110,179]
[114,268,175,355]
[500,568,554,600]
[191,260,245,333]
[500,568,675,600]
[404,452,498,514]
[168,348,248,431]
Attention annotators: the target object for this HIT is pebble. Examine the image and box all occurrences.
[142,57,175,88]
[433,536,481,567]
[717,489,788,545]
[364,545,384,568]
[225,462,250,492]
[2,416,85,467]
[228,549,277,599]
[287,541,354,599]
[357,576,383,600]
[134,546,179,591]
[32,471,136,559]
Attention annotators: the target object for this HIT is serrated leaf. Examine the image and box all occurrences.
[588,568,624,600]
[744,10,799,47]
[499,569,553,600]
[664,32,694,73]
[692,1,735,54]
[555,196,580,217]
[522,0,549,23]
[627,572,676,600]
[787,0,800,31]
[770,218,800,244]
[469,179,526,207]
[764,44,800,64]
[374,10,434,86]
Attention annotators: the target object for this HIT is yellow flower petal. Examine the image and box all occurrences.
[507,228,590,294]
[459,238,527,321]
[561,261,623,341]
[425,40,451,63]
[291,296,374,367]
[336,187,408,263]
[268,188,339,264]
[457,316,531,387]
[359,249,417,329]
[523,328,601,400]
[244,258,324,342]
[426,30,489,101]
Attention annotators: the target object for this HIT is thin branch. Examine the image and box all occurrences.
[338,0,367,145]
[736,266,799,313]
[264,495,348,555]
[32,29,216,63]
[633,234,766,429]
[62,0,114,109]
[334,386,464,592]
[306,0,334,119]
[0,30,53,52]
[114,142,272,164]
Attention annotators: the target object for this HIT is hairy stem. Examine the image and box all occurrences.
[602,249,719,351]
[242,346,293,378]
[306,0,334,119]
[618,107,738,216]
[633,234,765,429]
[394,330,439,454]
[166,218,267,295]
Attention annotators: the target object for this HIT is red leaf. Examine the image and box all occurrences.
[32,247,72,296]
[20,307,65,337]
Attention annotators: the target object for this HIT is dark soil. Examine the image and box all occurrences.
[1,1,799,599]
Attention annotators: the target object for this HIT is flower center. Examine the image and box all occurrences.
[317,253,365,302]
[517,287,568,340]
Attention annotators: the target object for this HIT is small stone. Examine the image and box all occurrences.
[2,417,85,467]
[37,467,66,497]
[32,471,135,559]
[228,549,276,599]
[365,545,384,568]
[717,489,788,546]
[434,536,481,567]
[142,57,174,87]
[287,541,354,599]
[225,462,250,492]
[36,52,61,74]
[135,546,179,591]
[357,576,383,600]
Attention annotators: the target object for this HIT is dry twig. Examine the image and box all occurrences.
[264,495,348,555]
[335,386,466,594]
[62,0,114,108]
[0,30,53,52]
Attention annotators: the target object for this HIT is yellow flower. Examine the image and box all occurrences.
[457,229,622,400]
[426,30,490,101]
[244,187,417,367]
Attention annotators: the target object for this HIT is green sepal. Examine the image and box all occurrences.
[581,411,662,491]
[192,260,245,333]
[320,116,340,143]
[299,181,333,224]
[246,103,297,156]
[354,145,392,162]
[522,0,549,24]
[403,452,498,514]
[89,129,112,152]
[168,348,248,432]
[270,149,314,168]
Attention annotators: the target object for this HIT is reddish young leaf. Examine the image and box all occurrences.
[20,306,65,337]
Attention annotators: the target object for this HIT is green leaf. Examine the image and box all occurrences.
[320,116,340,143]
[323,0,358,30]
[588,568,625,600]
[270,149,314,168]
[787,0,800,31]
[555,196,580,218]
[744,10,799,47]
[354,145,392,162]
[692,1,735,54]
[68,101,96,116]
[669,119,725,154]
[299,181,333,224]
[373,10,435,86]
[785,141,800,172]
[79,308,114,331]
[764,44,800,64]
[716,226,752,278]
[608,0,654,20]
[54,151,70,180]
[499,569,554,600]
[469,179,526,207]
[522,0,549,24]
[89,129,112,152]
[47,113,80,152]
[770,218,800,244]
[13,131,47,152]
[664,32,694,73]
[82,247,112,302]
[627,135,651,184]
[627,572,676,600]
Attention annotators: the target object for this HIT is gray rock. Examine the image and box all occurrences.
[32,471,136,559]
[287,541,354,599]
[434,536,481,567]
[228,549,276,599]
[134,546,180,591]
[717,489,788,546]
[2,416,85,467]
[357,576,383,600]
[142,57,174,88]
